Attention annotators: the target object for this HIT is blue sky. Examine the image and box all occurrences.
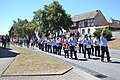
[0,0,120,35]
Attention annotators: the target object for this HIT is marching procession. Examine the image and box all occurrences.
[4,29,111,62]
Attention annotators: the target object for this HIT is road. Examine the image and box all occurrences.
[30,47,120,80]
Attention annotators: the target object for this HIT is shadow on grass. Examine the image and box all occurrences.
[108,37,116,41]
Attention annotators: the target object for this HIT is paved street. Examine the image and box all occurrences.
[32,47,120,80]
[110,49,120,59]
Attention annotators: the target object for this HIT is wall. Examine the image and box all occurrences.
[78,26,96,35]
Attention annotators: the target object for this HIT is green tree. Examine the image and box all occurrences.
[33,1,73,36]
[9,19,37,37]
[45,1,73,35]
[93,28,112,40]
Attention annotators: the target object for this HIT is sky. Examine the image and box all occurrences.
[0,0,120,35]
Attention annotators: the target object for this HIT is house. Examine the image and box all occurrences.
[109,18,120,31]
[71,10,108,35]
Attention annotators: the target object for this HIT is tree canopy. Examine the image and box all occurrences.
[9,1,73,37]
[9,18,36,37]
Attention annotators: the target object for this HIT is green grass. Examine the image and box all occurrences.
[3,46,71,75]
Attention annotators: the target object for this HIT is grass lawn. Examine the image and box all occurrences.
[108,38,120,50]
[2,46,71,76]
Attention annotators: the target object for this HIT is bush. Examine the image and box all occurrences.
[93,28,112,40]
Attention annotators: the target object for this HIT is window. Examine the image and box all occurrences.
[79,21,82,27]
[73,23,76,26]
[87,19,94,27]
[82,29,85,34]
[84,20,88,27]
[79,21,84,27]
[88,29,90,34]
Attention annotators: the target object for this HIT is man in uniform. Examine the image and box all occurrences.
[68,35,77,59]
[100,29,111,62]
[82,34,91,59]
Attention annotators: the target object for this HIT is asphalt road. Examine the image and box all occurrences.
[31,47,120,80]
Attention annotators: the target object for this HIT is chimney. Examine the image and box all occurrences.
[96,10,99,12]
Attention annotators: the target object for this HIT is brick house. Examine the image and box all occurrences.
[71,10,108,35]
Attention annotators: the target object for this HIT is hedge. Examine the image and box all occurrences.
[93,28,112,40]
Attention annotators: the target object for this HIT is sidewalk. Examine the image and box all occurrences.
[0,47,19,76]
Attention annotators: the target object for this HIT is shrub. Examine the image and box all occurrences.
[93,28,112,40]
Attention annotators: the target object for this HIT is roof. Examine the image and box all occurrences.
[109,23,120,28]
[72,10,100,22]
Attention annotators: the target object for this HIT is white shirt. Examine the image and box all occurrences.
[93,38,100,46]
[78,37,83,44]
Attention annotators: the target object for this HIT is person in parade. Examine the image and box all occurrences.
[63,37,70,58]
[30,38,35,49]
[19,37,23,47]
[6,35,10,49]
[44,37,48,52]
[1,36,4,47]
[47,38,52,53]
[68,34,77,59]
[2,36,7,48]
[89,35,94,56]
[82,34,91,59]
[59,37,64,55]
[38,35,42,50]
[41,38,45,51]
[78,35,84,53]
[100,29,111,62]
[23,37,27,47]
[26,36,30,48]
[93,35,100,57]
[52,37,57,54]
[35,37,38,47]
[56,37,61,55]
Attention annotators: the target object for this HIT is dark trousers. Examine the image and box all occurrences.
[95,46,100,57]
[101,46,110,61]
[56,46,60,55]
[64,48,69,58]
[84,46,91,59]
[41,44,44,51]
[79,44,84,53]
[59,44,62,55]
[38,43,41,49]
[70,46,77,59]
[45,43,48,52]
[53,46,57,54]
[27,42,29,48]
[48,45,52,53]
[90,45,94,55]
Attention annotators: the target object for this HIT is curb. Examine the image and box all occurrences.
[1,67,73,77]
